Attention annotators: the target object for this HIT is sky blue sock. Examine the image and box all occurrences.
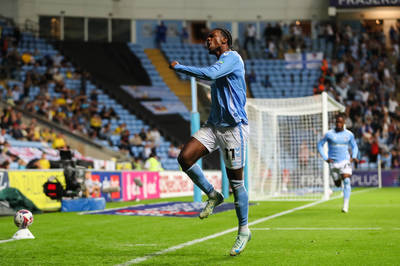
[230,179,248,226]
[185,164,214,195]
[343,177,351,199]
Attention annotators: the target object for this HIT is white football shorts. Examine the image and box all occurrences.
[193,123,249,170]
[329,160,352,181]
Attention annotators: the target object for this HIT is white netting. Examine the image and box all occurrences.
[246,93,345,201]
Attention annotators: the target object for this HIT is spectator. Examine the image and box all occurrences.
[368,133,380,163]
[99,123,112,141]
[21,52,33,65]
[132,157,143,170]
[53,68,64,84]
[113,123,126,135]
[90,114,102,136]
[130,133,142,147]
[388,93,398,116]
[0,128,9,144]
[244,24,256,52]
[168,143,180,158]
[11,85,22,104]
[246,70,257,85]
[263,74,272,88]
[263,23,273,47]
[52,53,63,67]
[8,153,26,170]
[180,27,189,44]
[361,116,374,142]
[381,150,392,169]
[139,128,147,141]
[119,129,131,152]
[155,21,167,48]
[52,133,66,149]
[37,153,50,169]
[148,127,161,147]
[144,153,164,171]
[10,122,24,140]
[142,142,153,160]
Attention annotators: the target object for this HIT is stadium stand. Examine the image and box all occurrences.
[0,23,181,170]
[126,43,190,121]
[1,13,400,170]
[161,43,320,98]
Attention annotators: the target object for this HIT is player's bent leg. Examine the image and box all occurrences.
[342,175,351,213]
[178,137,209,171]
[178,138,223,219]
[179,138,213,194]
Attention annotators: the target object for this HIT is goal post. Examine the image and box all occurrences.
[246,92,345,201]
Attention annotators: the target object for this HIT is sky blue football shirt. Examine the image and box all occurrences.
[173,50,248,127]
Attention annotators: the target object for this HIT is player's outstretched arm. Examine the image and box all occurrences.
[170,55,237,80]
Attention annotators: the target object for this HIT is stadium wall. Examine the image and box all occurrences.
[0,170,222,211]
[1,169,398,212]
[1,0,329,25]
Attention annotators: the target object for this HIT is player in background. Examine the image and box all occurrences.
[170,28,250,256]
[317,113,359,213]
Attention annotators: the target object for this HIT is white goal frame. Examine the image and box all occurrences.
[246,92,345,201]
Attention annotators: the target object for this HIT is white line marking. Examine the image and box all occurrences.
[252,227,381,231]
[116,188,376,265]
[275,227,381,230]
[78,204,146,215]
[0,238,16,244]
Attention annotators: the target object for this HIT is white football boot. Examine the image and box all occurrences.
[230,230,251,256]
[199,191,224,219]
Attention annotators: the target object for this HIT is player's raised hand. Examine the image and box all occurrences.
[169,61,179,69]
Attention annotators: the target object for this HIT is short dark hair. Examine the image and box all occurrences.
[335,112,346,120]
[214,28,233,49]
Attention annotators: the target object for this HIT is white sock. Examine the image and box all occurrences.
[239,225,249,234]
[343,198,349,211]
[207,189,217,199]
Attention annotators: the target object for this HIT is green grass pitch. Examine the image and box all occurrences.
[0,188,399,265]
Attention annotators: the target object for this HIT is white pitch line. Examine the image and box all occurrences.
[252,227,381,231]
[0,238,16,244]
[116,188,376,265]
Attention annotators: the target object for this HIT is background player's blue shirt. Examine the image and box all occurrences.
[173,51,247,127]
[317,129,358,163]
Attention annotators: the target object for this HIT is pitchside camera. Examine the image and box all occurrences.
[43,150,87,200]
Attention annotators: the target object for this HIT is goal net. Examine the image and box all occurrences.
[246,92,345,201]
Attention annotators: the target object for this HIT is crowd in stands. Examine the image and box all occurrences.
[312,22,400,169]
[2,17,400,170]
[241,21,400,169]
[0,21,181,170]
[241,21,338,59]
[0,103,70,169]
